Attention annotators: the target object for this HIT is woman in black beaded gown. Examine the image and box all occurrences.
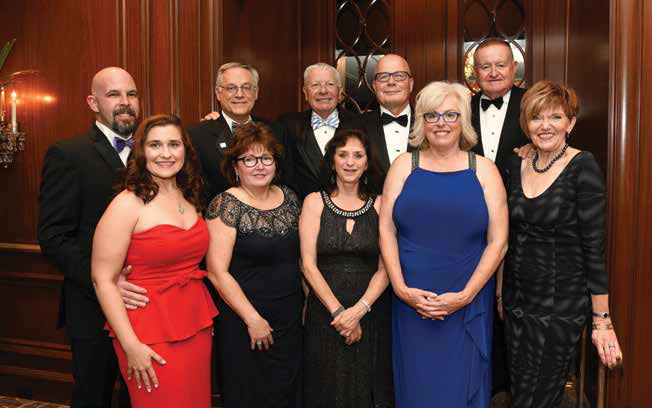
[500,81,623,408]
[205,123,302,408]
[300,129,394,408]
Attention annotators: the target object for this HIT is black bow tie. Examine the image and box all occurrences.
[381,112,408,127]
[481,97,504,111]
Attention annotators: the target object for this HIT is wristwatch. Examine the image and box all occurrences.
[592,312,610,318]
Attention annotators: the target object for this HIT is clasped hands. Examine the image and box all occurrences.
[331,303,367,345]
[399,287,469,319]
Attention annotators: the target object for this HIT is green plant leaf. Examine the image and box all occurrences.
[0,38,17,72]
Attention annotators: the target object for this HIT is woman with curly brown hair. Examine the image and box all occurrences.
[92,114,218,407]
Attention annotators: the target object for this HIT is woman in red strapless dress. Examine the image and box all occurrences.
[92,115,217,407]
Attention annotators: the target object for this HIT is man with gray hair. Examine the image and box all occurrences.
[189,62,266,202]
[276,62,356,198]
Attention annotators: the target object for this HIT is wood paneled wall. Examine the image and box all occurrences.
[2,0,649,406]
[0,0,301,403]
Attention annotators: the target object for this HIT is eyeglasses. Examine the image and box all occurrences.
[374,71,412,83]
[307,82,339,92]
[218,84,257,96]
[423,111,461,123]
[235,154,275,168]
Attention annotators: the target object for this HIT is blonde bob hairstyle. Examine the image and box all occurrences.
[410,81,478,151]
[520,80,579,138]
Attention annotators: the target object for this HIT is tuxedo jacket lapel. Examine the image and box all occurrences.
[495,86,523,166]
[471,94,485,156]
[371,111,391,173]
[91,126,125,170]
[296,111,323,181]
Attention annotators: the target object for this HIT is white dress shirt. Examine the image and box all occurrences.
[96,121,131,166]
[380,105,411,164]
[478,89,511,163]
[312,111,339,155]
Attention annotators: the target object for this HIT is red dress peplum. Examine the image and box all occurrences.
[106,217,218,407]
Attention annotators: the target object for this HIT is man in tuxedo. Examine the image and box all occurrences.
[341,54,415,181]
[470,38,529,397]
[471,38,529,176]
[189,62,268,203]
[276,62,356,199]
[38,67,137,407]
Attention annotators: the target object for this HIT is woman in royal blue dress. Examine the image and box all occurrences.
[379,81,508,407]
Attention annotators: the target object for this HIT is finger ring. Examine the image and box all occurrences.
[608,344,615,348]
[256,341,262,346]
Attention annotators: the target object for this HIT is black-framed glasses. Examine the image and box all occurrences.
[374,71,412,83]
[218,84,257,96]
[423,111,461,124]
[235,155,275,168]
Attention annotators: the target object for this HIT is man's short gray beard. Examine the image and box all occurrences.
[113,118,139,136]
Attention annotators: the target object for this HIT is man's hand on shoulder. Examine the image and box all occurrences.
[514,143,535,159]
[201,111,221,121]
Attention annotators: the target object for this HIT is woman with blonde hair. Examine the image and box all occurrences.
[380,81,508,407]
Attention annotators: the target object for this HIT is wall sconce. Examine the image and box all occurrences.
[0,84,25,168]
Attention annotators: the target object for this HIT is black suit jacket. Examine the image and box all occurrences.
[38,125,125,339]
[340,109,415,184]
[471,85,529,174]
[276,107,356,199]
[188,115,291,205]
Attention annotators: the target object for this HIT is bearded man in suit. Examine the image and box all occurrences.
[341,54,415,183]
[276,63,356,199]
[38,67,137,407]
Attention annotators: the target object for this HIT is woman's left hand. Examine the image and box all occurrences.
[331,304,366,337]
[344,324,362,345]
[592,325,623,369]
[421,291,469,318]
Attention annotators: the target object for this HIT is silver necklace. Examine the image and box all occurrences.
[532,143,569,173]
[177,190,185,214]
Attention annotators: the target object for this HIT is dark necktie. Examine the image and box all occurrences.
[113,136,134,153]
[381,112,408,127]
[481,96,504,111]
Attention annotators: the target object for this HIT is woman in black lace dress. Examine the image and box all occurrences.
[205,123,302,408]
[300,128,394,408]
[500,81,623,407]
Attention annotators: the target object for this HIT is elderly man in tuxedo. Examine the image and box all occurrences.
[470,38,529,175]
[38,67,137,407]
[188,62,269,203]
[470,38,529,397]
[276,62,356,199]
[341,54,415,182]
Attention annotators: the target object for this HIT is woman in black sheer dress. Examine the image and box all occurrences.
[205,123,302,408]
[300,129,393,408]
[500,81,623,408]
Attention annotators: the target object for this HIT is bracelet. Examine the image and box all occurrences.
[592,323,614,330]
[331,306,345,318]
[592,311,610,319]
[360,298,371,313]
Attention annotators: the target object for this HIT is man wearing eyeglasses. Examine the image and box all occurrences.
[341,54,415,181]
[188,62,267,204]
[276,63,356,199]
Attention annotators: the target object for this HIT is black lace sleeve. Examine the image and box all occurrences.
[205,192,241,227]
[574,152,608,295]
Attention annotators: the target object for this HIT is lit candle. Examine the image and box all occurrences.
[0,87,5,123]
[11,90,17,132]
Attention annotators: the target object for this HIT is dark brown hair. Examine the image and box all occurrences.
[320,128,382,200]
[120,114,204,211]
[520,80,579,138]
[221,123,285,186]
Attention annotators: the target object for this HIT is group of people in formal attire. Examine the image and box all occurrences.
[37,38,623,408]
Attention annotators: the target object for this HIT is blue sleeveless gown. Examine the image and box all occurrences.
[392,163,493,407]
